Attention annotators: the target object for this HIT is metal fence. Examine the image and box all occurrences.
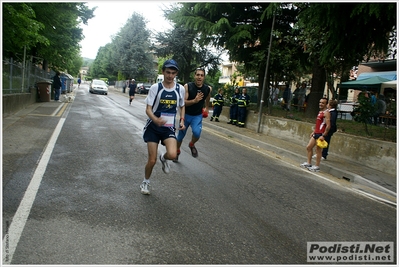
[2,57,55,94]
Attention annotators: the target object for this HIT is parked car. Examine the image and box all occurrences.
[89,79,108,95]
[137,83,151,94]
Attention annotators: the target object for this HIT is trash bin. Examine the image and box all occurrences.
[36,81,52,102]
[60,73,74,94]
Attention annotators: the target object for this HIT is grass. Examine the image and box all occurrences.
[251,104,396,143]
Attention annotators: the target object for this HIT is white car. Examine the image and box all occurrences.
[89,79,108,95]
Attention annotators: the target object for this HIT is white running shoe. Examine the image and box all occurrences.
[140,182,150,195]
[312,155,326,160]
[160,154,170,174]
[300,162,312,168]
[308,166,320,172]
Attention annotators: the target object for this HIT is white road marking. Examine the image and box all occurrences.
[2,118,66,265]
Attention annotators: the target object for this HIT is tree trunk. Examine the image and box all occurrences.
[305,58,326,118]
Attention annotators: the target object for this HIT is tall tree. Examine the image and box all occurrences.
[90,44,116,79]
[171,3,304,106]
[113,13,155,81]
[3,3,49,58]
[29,2,95,72]
[296,3,396,116]
[3,2,95,73]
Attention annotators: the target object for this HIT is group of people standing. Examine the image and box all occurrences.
[227,87,251,127]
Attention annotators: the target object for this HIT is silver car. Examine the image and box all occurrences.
[89,79,108,95]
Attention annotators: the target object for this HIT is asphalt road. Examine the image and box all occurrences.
[3,84,396,264]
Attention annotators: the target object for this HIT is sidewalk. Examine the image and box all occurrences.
[4,86,396,206]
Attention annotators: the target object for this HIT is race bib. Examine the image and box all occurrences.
[161,113,175,127]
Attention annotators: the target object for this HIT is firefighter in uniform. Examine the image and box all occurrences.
[228,87,240,125]
[210,88,224,122]
[237,87,250,128]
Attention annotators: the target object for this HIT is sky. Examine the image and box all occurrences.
[79,1,175,59]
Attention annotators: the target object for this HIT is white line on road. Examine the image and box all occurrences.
[2,118,66,265]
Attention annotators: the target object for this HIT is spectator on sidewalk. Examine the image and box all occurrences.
[300,97,331,172]
[141,59,185,195]
[228,87,240,125]
[210,88,224,122]
[237,87,250,128]
[175,68,211,161]
[313,99,338,161]
[52,71,62,102]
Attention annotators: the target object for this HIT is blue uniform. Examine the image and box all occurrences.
[211,93,224,121]
[237,94,250,127]
[228,92,240,124]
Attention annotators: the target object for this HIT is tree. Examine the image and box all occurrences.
[155,4,223,84]
[171,3,305,106]
[90,44,116,79]
[29,3,95,72]
[3,2,95,74]
[113,13,155,81]
[296,3,396,117]
[352,92,377,135]
[3,3,49,58]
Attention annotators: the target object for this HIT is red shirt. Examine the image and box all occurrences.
[314,110,327,134]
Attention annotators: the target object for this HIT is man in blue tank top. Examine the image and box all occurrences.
[141,59,186,195]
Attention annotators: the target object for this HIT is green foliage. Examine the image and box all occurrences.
[91,12,155,81]
[3,2,95,77]
[3,3,49,55]
[352,93,377,135]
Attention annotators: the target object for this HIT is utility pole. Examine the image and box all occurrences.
[257,12,276,133]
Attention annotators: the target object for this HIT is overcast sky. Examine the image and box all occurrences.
[79,1,174,59]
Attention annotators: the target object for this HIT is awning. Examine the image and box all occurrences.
[356,71,397,81]
[339,76,390,90]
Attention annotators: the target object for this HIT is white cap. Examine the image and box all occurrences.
[132,79,135,81]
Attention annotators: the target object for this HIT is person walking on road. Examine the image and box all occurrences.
[141,59,185,195]
[228,87,240,125]
[174,68,211,162]
[237,88,250,128]
[128,79,137,105]
[210,88,224,122]
[52,71,62,102]
[300,97,331,172]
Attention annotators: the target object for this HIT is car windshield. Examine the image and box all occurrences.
[93,80,106,86]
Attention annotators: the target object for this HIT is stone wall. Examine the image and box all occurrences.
[220,108,396,176]
[2,88,38,117]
